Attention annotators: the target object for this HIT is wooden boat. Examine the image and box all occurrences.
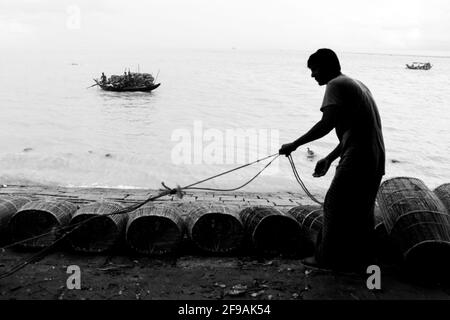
[406,62,432,70]
[94,79,161,92]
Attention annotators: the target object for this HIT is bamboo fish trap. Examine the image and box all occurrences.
[434,183,450,213]
[0,197,32,242]
[376,177,450,270]
[240,206,304,255]
[126,204,185,255]
[184,204,244,253]
[286,205,322,255]
[9,200,77,249]
[373,205,401,263]
[68,202,126,253]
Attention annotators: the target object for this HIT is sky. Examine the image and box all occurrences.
[1,0,449,55]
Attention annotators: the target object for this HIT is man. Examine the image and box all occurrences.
[279,49,385,272]
[101,72,107,84]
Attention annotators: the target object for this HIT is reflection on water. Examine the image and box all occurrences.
[98,90,158,101]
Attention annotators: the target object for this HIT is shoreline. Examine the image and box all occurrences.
[0,184,321,208]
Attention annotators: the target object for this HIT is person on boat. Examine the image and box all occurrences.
[121,71,130,87]
[101,72,107,84]
[127,70,135,86]
[279,48,385,272]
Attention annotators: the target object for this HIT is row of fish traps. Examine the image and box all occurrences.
[0,198,320,257]
[1,178,450,274]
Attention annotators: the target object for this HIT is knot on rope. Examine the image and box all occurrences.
[160,182,184,199]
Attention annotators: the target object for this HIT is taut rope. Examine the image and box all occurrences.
[0,151,322,280]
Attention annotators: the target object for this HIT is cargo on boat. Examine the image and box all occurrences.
[93,71,161,92]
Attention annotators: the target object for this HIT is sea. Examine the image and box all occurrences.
[1,48,449,196]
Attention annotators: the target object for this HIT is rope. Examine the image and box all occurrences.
[181,153,279,190]
[288,154,324,206]
[0,153,279,280]
[0,152,321,280]
[169,154,280,192]
[1,153,279,251]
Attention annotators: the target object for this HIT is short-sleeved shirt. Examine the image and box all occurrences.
[321,74,385,175]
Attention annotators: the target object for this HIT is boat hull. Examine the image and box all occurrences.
[97,82,161,92]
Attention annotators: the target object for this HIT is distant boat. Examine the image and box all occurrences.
[92,72,161,92]
[406,62,432,70]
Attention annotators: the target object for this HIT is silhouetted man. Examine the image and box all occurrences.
[279,49,385,272]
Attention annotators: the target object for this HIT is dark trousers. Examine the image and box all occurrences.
[315,167,383,270]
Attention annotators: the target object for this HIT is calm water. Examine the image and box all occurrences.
[0,48,449,195]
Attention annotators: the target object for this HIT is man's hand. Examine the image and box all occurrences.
[313,158,331,177]
[279,142,297,156]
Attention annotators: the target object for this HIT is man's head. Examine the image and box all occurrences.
[307,49,341,86]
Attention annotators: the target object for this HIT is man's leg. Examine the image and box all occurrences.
[313,168,348,268]
[314,170,382,270]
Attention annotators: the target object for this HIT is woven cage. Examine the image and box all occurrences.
[286,205,322,250]
[184,204,244,253]
[0,197,33,244]
[0,197,32,233]
[126,204,184,255]
[68,202,126,253]
[376,177,450,266]
[374,206,384,233]
[9,200,77,249]
[374,205,390,242]
[434,183,450,213]
[373,205,402,263]
[239,206,304,255]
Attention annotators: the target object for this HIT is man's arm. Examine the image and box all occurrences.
[279,106,337,155]
[292,107,336,147]
[325,143,341,163]
[312,142,341,177]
